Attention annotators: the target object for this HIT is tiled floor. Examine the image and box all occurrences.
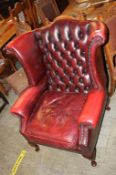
[0,90,116,175]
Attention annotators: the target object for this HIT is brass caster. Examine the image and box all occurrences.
[106,106,111,111]
[35,144,40,152]
[91,160,97,167]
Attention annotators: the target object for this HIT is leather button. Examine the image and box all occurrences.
[66,87,70,92]
[58,32,62,41]
[70,52,75,58]
[69,77,74,83]
[55,70,58,75]
[79,77,83,83]
[74,42,79,49]
[60,77,64,82]
[58,61,61,67]
[51,55,55,60]
[81,50,86,57]
[56,74,60,79]
[73,69,78,75]
[45,44,48,49]
[75,86,79,92]
[83,69,87,74]
[67,61,71,66]
[60,52,65,57]
[64,69,68,74]
[57,87,61,91]
[54,44,59,51]
[79,31,84,39]
[68,32,73,40]
[48,34,52,42]
[77,60,82,66]
[48,78,53,84]
[84,86,90,92]
[69,80,73,85]
[64,43,68,49]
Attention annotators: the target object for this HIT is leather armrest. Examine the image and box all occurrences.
[78,90,107,128]
[11,76,47,120]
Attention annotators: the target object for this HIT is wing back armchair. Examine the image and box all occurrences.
[4,17,108,166]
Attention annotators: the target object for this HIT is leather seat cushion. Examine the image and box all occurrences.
[26,91,87,149]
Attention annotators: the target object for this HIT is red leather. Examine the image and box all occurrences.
[78,90,106,128]
[10,76,47,132]
[35,20,107,93]
[4,32,45,86]
[25,91,87,149]
[4,18,108,160]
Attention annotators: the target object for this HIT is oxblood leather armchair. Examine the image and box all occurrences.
[4,17,108,166]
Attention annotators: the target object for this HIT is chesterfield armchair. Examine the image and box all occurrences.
[4,17,108,166]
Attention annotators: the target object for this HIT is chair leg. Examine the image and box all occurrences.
[28,141,40,152]
[91,148,97,167]
[105,97,111,111]
[83,148,97,167]
[106,105,111,111]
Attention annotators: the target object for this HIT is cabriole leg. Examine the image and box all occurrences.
[28,141,40,152]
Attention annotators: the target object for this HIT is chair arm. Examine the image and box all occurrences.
[78,90,107,128]
[11,76,47,120]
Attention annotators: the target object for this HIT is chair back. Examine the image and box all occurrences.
[35,18,107,93]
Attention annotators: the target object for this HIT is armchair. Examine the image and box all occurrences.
[4,17,108,166]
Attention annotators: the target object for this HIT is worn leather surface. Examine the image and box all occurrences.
[26,91,87,149]
[5,18,108,157]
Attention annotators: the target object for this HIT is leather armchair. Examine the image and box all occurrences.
[4,17,108,166]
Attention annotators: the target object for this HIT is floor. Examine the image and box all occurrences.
[0,90,116,175]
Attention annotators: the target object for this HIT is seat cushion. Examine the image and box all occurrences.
[26,91,87,149]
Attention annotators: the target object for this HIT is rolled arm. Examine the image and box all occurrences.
[78,90,107,128]
[11,76,47,120]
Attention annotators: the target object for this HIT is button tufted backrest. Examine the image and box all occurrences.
[34,18,106,93]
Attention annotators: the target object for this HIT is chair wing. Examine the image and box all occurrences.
[4,32,45,86]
